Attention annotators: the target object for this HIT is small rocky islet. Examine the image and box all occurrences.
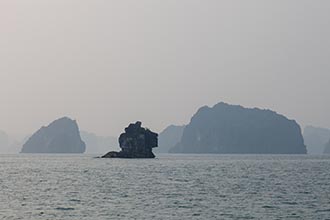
[102,121,158,158]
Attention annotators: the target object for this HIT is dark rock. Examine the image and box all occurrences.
[303,126,330,154]
[21,117,86,153]
[154,125,185,153]
[102,121,158,158]
[101,151,121,158]
[170,102,307,154]
[323,139,330,154]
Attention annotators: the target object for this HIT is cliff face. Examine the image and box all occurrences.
[21,117,86,153]
[171,102,306,154]
[102,121,158,158]
[154,125,185,153]
[303,126,330,154]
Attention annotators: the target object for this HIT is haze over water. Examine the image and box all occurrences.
[1,1,330,219]
[1,1,330,137]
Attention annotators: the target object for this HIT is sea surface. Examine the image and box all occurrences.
[1,154,330,220]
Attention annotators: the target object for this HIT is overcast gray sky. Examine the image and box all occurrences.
[0,0,329,137]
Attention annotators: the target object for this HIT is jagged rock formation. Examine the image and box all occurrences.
[303,126,330,154]
[102,121,158,158]
[154,125,185,153]
[21,117,86,153]
[170,102,307,154]
[81,131,119,154]
[323,139,330,154]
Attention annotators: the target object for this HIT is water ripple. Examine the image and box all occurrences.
[0,154,330,219]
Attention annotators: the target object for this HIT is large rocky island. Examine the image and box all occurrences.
[21,117,86,153]
[102,121,158,158]
[170,102,307,154]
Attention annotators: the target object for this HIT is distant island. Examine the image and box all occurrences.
[81,131,119,154]
[0,131,10,153]
[102,121,158,158]
[0,131,30,154]
[154,125,185,153]
[303,126,330,154]
[21,117,86,154]
[323,139,330,154]
[170,102,307,154]
[0,131,9,146]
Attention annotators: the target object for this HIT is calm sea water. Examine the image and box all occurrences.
[1,154,330,220]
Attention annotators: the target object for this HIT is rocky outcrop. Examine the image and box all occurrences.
[323,139,330,154]
[303,126,330,154]
[154,125,185,153]
[170,102,307,154]
[102,121,158,158]
[21,117,86,153]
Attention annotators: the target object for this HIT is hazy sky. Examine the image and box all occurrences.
[0,1,329,137]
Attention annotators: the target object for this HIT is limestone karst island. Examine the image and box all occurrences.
[102,121,158,158]
[18,102,310,156]
[21,117,86,154]
[162,102,307,154]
